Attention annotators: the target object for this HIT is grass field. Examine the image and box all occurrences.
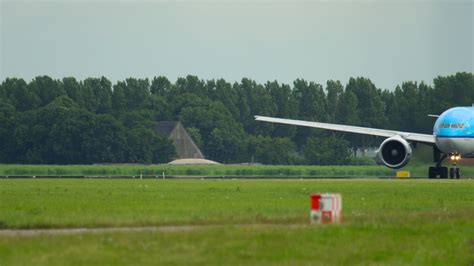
[0,179,473,265]
[1,163,474,178]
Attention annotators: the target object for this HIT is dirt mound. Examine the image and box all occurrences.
[168,158,220,165]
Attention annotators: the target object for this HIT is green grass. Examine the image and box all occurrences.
[0,179,473,265]
[0,164,393,177]
[1,163,473,178]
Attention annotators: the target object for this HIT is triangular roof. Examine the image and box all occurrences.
[155,121,178,136]
[155,121,205,159]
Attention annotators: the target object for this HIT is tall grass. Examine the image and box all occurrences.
[0,164,473,177]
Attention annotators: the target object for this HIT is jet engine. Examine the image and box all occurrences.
[376,136,412,169]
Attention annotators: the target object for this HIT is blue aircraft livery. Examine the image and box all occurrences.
[434,107,474,138]
[434,106,474,158]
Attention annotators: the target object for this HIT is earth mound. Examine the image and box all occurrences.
[168,158,220,165]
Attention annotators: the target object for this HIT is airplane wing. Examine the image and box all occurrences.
[255,116,436,144]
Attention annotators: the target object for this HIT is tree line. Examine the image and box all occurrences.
[0,72,472,165]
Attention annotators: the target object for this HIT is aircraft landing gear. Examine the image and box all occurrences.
[429,147,462,179]
[449,167,460,179]
[428,166,448,179]
[448,155,461,179]
[428,147,448,179]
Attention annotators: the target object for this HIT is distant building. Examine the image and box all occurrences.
[155,121,204,159]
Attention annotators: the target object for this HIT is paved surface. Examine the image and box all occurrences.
[0,224,305,237]
[0,225,216,237]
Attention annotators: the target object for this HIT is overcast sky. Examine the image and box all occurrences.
[1,0,473,89]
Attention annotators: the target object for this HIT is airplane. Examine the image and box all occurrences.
[255,106,474,179]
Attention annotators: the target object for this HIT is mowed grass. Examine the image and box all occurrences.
[0,179,473,265]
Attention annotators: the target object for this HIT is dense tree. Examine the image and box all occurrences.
[326,80,344,123]
[81,77,113,113]
[13,96,82,163]
[345,77,387,154]
[346,77,386,128]
[28,76,65,107]
[179,100,246,162]
[334,90,361,156]
[292,79,327,148]
[48,105,94,164]
[239,78,276,136]
[267,81,297,138]
[82,114,127,163]
[206,127,245,163]
[125,126,175,164]
[432,72,474,113]
[171,75,208,100]
[0,72,472,165]
[63,77,82,106]
[150,76,171,97]
[304,136,351,165]
[247,135,296,165]
[0,78,39,111]
[293,79,327,122]
[335,90,359,126]
[392,82,431,133]
[120,78,151,110]
[0,100,16,162]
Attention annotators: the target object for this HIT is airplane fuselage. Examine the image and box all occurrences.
[434,107,474,158]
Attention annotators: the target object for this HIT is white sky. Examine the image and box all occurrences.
[1,0,473,89]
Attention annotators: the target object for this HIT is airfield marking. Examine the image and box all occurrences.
[0,224,306,237]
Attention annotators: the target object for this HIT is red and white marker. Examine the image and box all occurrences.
[310,193,342,224]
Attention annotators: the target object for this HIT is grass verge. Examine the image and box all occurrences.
[0,179,473,265]
[1,164,473,178]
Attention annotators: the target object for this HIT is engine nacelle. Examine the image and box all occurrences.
[376,136,412,169]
